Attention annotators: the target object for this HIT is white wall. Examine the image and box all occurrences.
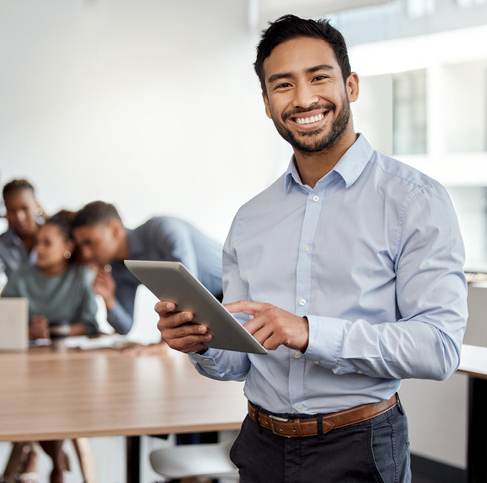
[0,0,291,242]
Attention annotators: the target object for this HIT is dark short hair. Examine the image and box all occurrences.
[72,201,122,229]
[45,210,76,241]
[44,210,79,263]
[254,14,351,95]
[2,179,35,201]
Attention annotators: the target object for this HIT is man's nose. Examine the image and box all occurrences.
[293,83,318,109]
[16,211,26,222]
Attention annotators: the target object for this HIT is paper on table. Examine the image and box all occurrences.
[65,335,143,350]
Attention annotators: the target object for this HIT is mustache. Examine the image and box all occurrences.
[282,102,335,122]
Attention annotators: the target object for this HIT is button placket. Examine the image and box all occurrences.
[289,186,325,413]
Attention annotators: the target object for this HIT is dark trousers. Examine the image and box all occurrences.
[230,404,411,483]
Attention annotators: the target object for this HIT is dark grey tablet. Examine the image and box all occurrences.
[124,260,268,355]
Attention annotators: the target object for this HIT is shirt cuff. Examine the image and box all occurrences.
[188,347,219,365]
[305,315,345,368]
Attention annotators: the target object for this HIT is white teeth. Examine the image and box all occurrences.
[295,113,324,125]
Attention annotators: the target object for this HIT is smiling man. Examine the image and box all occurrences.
[155,15,467,482]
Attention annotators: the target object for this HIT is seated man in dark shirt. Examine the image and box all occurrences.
[72,201,223,335]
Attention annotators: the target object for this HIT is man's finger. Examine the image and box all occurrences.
[163,332,212,351]
[155,300,176,314]
[156,311,194,330]
[224,300,264,315]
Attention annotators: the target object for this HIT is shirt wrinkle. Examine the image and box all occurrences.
[191,134,467,414]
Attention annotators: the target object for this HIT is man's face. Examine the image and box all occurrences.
[73,223,118,267]
[4,189,39,237]
[262,37,358,154]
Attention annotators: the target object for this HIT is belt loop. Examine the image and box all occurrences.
[254,407,263,435]
[317,415,325,441]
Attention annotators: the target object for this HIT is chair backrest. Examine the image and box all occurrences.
[149,440,239,480]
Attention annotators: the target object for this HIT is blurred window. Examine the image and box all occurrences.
[407,0,435,17]
[457,0,486,6]
[393,69,427,155]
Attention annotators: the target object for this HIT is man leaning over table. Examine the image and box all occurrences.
[72,201,223,335]
[155,15,468,483]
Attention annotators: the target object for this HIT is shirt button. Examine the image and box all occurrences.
[294,352,301,359]
[296,404,304,411]
[303,245,309,252]
[314,360,320,364]
[312,195,320,202]
[299,299,307,306]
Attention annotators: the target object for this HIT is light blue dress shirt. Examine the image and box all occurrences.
[190,134,468,415]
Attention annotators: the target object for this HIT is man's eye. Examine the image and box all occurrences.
[275,82,291,90]
[314,75,329,81]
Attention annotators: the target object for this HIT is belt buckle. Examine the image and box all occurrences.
[268,414,290,437]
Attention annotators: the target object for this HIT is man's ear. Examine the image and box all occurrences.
[347,72,359,103]
[262,92,272,119]
[108,219,123,239]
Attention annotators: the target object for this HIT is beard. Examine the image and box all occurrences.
[272,96,351,154]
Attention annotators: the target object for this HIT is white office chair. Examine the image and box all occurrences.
[149,440,239,482]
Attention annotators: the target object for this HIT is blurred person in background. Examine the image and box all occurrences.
[0,179,45,280]
[2,210,99,483]
[2,210,99,339]
[72,200,222,446]
[72,201,223,335]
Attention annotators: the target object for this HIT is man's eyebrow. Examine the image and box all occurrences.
[307,64,335,74]
[267,72,293,85]
[267,64,335,85]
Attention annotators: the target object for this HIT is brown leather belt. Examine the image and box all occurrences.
[248,394,397,438]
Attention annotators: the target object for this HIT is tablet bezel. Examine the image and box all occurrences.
[124,260,267,355]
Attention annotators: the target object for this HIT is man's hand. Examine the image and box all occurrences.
[155,301,212,354]
[92,265,116,311]
[225,301,309,352]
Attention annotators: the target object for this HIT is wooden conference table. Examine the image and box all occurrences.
[0,345,247,483]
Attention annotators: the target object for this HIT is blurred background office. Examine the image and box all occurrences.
[1,0,487,481]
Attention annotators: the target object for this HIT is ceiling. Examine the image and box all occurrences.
[251,0,393,29]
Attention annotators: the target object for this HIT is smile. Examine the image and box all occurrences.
[293,112,325,125]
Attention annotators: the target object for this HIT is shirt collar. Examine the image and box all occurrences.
[284,133,374,191]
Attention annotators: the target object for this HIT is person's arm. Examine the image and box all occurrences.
[29,315,50,339]
[226,184,467,382]
[156,302,251,382]
[92,267,134,335]
[106,300,133,335]
[1,270,19,298]
[156,217,251,382]
[73,269,101,336]
[303,184,467,381]
[149,218,199,277]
